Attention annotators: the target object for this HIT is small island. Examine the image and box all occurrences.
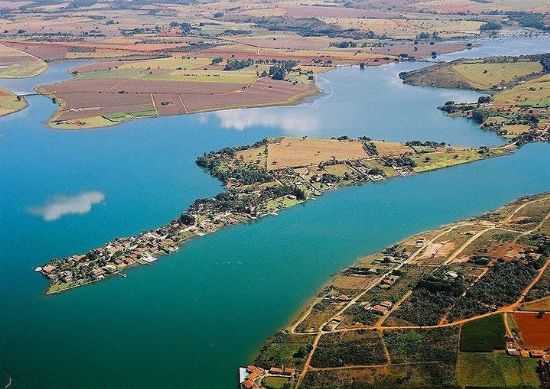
[36,136,512,294]
[247,193,550,389]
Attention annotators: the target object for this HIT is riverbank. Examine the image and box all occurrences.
[251,193,550,388]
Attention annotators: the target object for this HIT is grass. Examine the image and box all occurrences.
[104,108,157,122]
[460,314,505,352]
[254,333,314,370]
[452,61,542,90]
[413,147,511,173]
[50,115,117,129]
[456,352,540,388]
[262,376,290,389]
[494,74,550,107]
[0,89,27,116]
[412,149,482,172]
[75,55,262,84]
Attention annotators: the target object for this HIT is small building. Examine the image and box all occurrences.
[380,301,393,309]
[531,350,545,358]
[269,367,295,376]
[371,305,389,315]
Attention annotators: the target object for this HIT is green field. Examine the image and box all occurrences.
[254,332,314,370]
[456,352,540,387]
[452,61,543,90]
[0,89,27,116]
[460,314,505,352]
[262,376,291,389]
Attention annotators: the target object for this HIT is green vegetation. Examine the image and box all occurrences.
[262,376,291,389]
[224,58,254,71]
[254,332,313,370]
[384,327,459,364]
[394,271,465,326]
[460,314,506,352]
[310,330,386,368]
[457,352,540,387]
[0,88,27,116]
[449,261,539,321]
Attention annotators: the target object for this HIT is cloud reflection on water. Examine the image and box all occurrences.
[29,191,105,221]
[213,108,321,134]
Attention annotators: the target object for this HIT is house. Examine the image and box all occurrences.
[446,271,459,279]
[380,301,393,309]
[531,350,545,358]
[269,367,295,376]
[371,305,389,315]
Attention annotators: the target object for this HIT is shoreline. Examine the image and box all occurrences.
[250,192,550,388]
[36,136,514,294]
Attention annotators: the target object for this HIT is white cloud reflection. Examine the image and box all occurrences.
[214,109,320,134]
[30,191,105,221]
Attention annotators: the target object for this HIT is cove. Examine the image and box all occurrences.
[1,37,550,388]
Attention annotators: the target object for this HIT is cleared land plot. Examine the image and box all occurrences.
[513,312,550,349]
[456,352,540,388]
[310,330,386,368]
[460,314,505,352]
[266,138,368,170]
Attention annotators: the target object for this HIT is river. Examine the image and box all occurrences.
[1,37,550,388]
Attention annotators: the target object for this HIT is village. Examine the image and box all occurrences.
[36,136,511,294]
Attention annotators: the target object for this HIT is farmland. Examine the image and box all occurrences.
[0,43,47,78]
[251,193,550,388]
[460,314,506,352]
[38,55,319,129]
[456,352,540,388]
[513,312,550,350]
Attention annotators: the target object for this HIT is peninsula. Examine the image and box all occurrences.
[246,193,550,389]
[36,136,512,294]
[400,53,550,145]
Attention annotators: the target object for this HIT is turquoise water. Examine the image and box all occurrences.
[1,37,550,388]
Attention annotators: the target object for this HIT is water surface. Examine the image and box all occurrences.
[1,37,550,388]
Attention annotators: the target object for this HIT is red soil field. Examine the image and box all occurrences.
[2,41,69,61]
[40,78,317,122]
[514,312,550,350]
